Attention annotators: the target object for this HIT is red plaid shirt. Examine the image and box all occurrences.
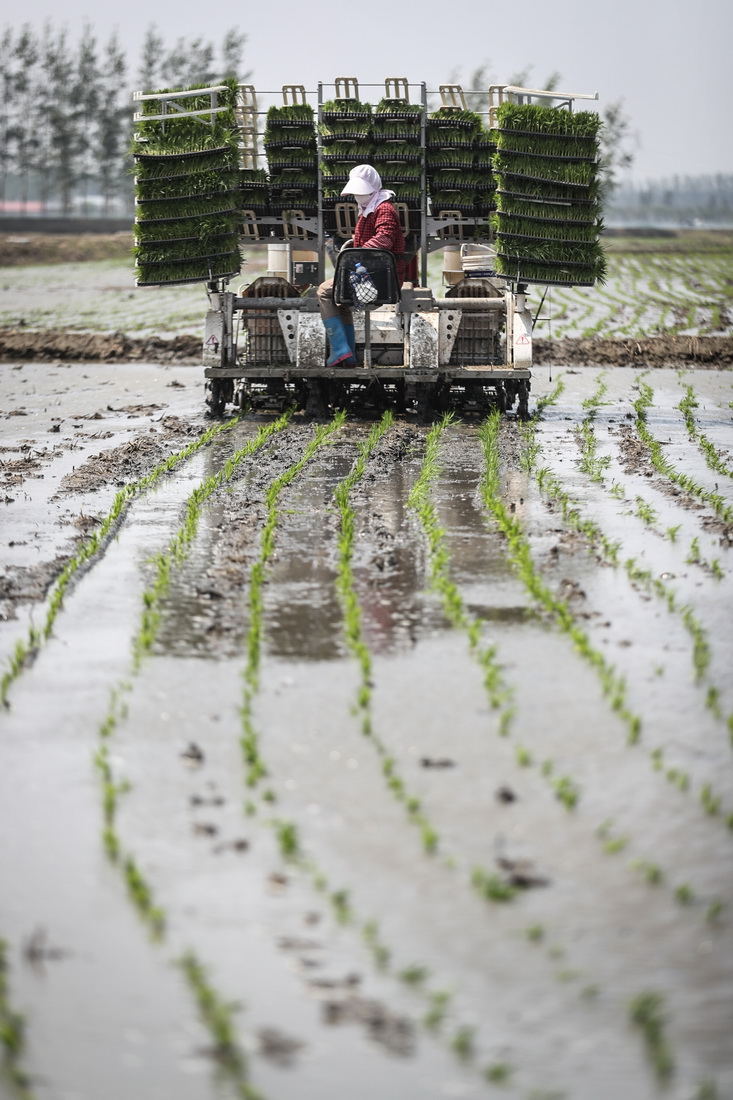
[353,201,406,284]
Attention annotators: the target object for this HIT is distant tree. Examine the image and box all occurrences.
[95,31,129,213]
[599,99,635,196]
[446,60,562,114]
[221,28,248,81]
[75,23,100,207]
[137,24,164,93]
[11,26,40,208]
[0,27,14,203]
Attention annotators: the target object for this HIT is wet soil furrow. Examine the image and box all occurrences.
[1,412,248,706]
[546,443,733,759]
[633,381,733,525]
[678,382,733,483]
[527,386,733,760]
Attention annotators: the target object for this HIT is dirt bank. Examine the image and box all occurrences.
[0,329,201,363]
[533,335,733,368]
[2,328,733,368]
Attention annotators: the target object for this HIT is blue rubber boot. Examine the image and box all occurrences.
[324,316,356,368]
[343,322,355,354]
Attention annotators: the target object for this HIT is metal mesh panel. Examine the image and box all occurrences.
[446,279,503,366]
[240,311,290,366]
[239,278,297,366]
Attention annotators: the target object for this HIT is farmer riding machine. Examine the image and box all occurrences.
[132,77,605,417]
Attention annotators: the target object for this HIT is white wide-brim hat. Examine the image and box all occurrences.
[341,164,382,196]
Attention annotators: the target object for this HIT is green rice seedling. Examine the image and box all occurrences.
[706,899,724,922]
[674,883,695,905]
[687,537,702,565]
[555,969,582,983]
[604,836,629,855]
[274,820,299,859]
[423,990,451,1030]
[123,857,165,934]
[577,421,611,482]
[330,890,352,924]
[700,784,721,816]
[628,991,675,1082]
[471,868,516,903]
[0,939,34,1099]
[710,559,724,580]
[515,745,533,767]
[178,951,264,1099]
[634,497,658,526]
[451,1025,475,1060]
[630,860,664,886]
[399,964,429,986]
[525,924,545,942]
[609,481,625,500]
[666,524,681,542]
[706,686,722,719]
[554,775,580,810]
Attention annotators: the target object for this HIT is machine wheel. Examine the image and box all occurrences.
[516,380,531,421]
[494,382,507,414]
[304,379,327,418]
[205,378,231,418]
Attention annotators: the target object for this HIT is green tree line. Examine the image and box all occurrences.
[0,23,247,214]
[0,30,632,217]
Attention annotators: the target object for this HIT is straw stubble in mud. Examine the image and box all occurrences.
[0,363,732,1099]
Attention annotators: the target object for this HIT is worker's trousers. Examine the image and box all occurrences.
[317,279,353,325]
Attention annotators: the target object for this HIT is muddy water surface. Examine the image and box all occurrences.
[1,363,732,1100]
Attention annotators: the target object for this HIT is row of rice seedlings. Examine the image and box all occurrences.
[92,414,294,934]
[576,381,718,563]
[79,418,303,1089]
[482,409,642,747]
[532,434,733,809]
[178,952,264,1099]
[497,104,602,139]
[492,213,602,243]
[0,414,247,708]
[268,820,520,1087]
[634,382,733,525]
[407,404,711,1074]
[628,992,675,1083]
[678,384,733,481]
[332,413,440,854]
[0,939,34,1099]
[685,535,724,579]
[494,152,597,188]
[136,168,241,203]
[407,414,598,914]
[240,413,346,794]
[519,397,733,904]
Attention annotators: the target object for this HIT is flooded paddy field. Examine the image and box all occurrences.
[1,357,732,1100]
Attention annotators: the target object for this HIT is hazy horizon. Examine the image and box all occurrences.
[2,0,731,182]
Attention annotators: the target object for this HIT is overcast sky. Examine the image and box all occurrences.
[5,0,731,181]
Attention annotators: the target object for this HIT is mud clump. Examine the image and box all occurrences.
[0,555,71,621]
[57,419,204,494]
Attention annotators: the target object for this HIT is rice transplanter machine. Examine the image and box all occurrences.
[131,77,605,417]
